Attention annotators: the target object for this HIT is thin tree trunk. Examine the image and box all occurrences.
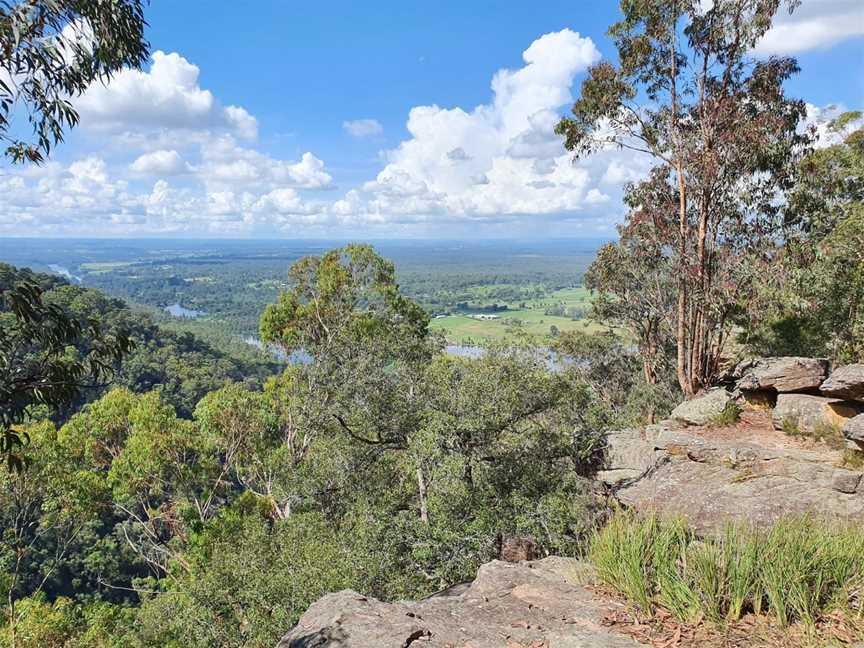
[676,162,691,397]
[693,197,710,390]
[416,465,429,524]
[669,8,692,398]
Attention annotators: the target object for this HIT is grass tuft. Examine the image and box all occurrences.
[842,448,864,469]
[589,512,864,631]
[709,401,742,427]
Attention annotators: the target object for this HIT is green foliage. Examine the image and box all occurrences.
[590,512,864,630]
[0,264,133,467]
[583,205,676,387]
[741,125,864,363]
[781,416,801,436]
[0,0,149,163]
[779,415,845,449]
[0,264,280,420]
[842,448,864,469]
[0,247,660,645]
[131,511,366,648]
[260,243,431,359]
[0,596,133,648]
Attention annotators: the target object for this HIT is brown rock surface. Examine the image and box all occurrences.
[821,363,864,399]
[734,357,828,393]
[845,413,864,444]
[276,558,648,648]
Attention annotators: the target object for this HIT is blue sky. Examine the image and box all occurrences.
[1,0,862,238]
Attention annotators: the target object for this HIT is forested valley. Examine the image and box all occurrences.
[1,0,863,646]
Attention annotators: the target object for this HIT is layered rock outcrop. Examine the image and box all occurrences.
[671,357,864,449]
[732,356,828,393]
[597,415,864,532]
[644,357,864,530]
[821,363,864,399]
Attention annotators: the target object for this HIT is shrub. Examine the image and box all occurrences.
[589,512,864,630]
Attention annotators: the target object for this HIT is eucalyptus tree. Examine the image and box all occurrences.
[558,0,808,395]
[260,245,442,519]
[1,0,149,163]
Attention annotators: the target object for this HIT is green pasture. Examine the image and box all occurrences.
[428,286,606,343]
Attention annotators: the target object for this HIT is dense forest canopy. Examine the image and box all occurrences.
[0,248,664,647]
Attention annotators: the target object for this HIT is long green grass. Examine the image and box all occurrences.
[590,512,864,630]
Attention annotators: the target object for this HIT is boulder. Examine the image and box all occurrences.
[276,558,648,648]
[772,394,863,434]
[821,363,864,400]
[670,389,732,425]
[844,413,864,443]
[735,356,828,393]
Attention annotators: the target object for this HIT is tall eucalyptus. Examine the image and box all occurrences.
[558,0,809,395]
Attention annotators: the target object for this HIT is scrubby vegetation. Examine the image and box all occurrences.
[0,246,666,646]
[591,512,864,634]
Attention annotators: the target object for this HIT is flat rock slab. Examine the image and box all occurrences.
[276,558,649,648]
[821,364,864,400]
[735,357,828,393]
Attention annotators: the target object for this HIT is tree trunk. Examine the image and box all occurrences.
[675,161,691,397]
[692,198,710,390]
[416,465,429,524]
[669,10,692,398]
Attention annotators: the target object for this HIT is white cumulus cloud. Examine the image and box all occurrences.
[75,51,258,140]
[130,150,191,175]
[755,0,864,55]
[334,28,608,220]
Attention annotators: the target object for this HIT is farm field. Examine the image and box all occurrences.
[429,287,608,343]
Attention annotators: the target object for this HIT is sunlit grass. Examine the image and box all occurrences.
[590,512,864,631]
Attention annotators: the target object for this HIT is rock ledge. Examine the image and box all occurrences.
[276,557,648,648]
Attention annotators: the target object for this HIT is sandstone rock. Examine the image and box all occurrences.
[276,558,648,648]
[822,364,864,400]
[736,357,828,393]
[844,413,864,443]
[670,389,732,425]
[597,423,864,533]
[595,428,660,486]
[772,394,863,434]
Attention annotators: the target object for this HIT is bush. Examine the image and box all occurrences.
[590,512,864,630]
